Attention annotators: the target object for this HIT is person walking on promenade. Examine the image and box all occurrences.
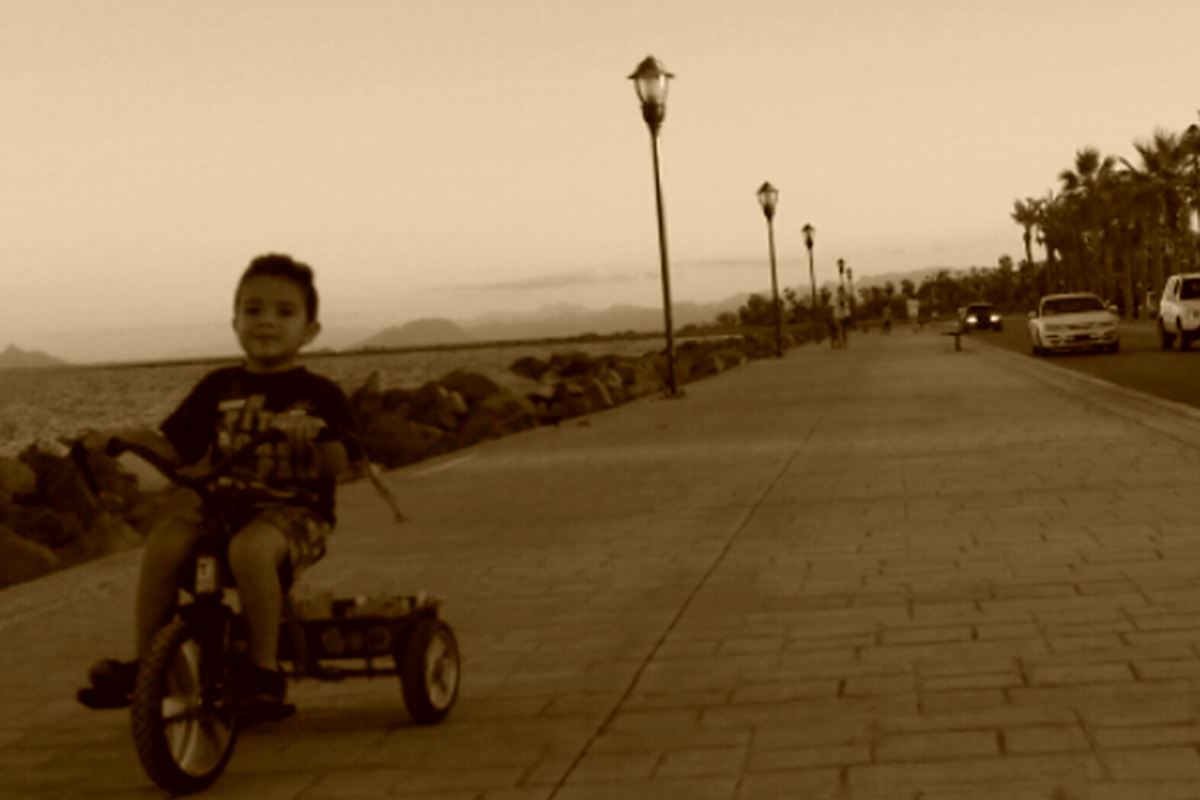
[827,309,841,348]
[833,286,850,348]
[80,254,358,715]
[907,295,921,333]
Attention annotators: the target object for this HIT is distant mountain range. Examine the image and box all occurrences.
[354,294,751,350]
[351,269,974,351]
[0,344,68,369]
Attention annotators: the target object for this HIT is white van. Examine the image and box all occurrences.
[1158,273,1200,350]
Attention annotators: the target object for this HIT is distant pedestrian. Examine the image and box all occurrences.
[906,297,921,333]
[882,304,893,334]
[833,288,850,348]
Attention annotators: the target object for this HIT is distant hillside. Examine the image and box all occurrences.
[356,318,474,349]
[458,295,750,342]
[0,344,68,369]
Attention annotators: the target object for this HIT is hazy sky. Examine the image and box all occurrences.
[4,0,1200,362]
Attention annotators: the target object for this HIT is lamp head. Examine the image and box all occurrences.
[629,56,673,128]
[756,182,779,220]
[802,222,814,249]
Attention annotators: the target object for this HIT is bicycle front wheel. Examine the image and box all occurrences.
[131,618,239,794]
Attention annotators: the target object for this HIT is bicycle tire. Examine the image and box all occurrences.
[131,618,239,793]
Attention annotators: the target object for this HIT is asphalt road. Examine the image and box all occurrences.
[964,316,1200,410]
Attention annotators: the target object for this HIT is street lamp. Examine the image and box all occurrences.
[629,55,679,396]
[756,181,784,357]
[802,223,816,313]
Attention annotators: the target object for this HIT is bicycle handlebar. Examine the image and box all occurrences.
[70,430,287,497]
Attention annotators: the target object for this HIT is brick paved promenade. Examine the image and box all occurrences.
[6,329,1200,799]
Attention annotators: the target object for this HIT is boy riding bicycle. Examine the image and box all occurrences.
[84,254,356,714]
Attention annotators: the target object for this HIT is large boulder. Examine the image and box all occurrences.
[672,351,696,384]
[6,505,84,550]
[0,457,36,503]
[581,378,615,411]
[549,382,593,419]
[0,526,61,586]
[439,369,502,404]
[548,351,597,378]
[740,335,774,359]
[509,355,551,381]
[356,410,453,469]
[494,371,556,402]
[715,348,748,368]
[409,381,467,431]
[689,350,723,379]
[614,361,663,399]
[458,394,537,446]
[18,445,103,528]
[597,369,626,405]
[55,512,144,568]
[349,370,387,418]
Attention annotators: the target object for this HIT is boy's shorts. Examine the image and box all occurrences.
[217,504,330,586]
[250,505,329,575]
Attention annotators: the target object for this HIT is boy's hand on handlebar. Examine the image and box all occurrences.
[78,429,117,457]
[270,411,326,450]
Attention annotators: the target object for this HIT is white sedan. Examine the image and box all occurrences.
[1028,293,1120,355]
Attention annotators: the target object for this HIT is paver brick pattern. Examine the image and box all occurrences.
[6,333,1200,798]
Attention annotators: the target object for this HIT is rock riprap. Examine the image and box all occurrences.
[0,333,795,588]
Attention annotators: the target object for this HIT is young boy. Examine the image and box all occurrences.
[84,254,356,711]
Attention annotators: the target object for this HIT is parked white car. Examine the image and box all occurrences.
[1157,273,1200,351]
[1028,293,1120,355]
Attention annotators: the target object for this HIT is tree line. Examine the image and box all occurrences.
[729,111,1200,328]
[727,261,1026,328]
[1011,113,1200,318]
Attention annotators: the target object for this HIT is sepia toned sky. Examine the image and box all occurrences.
[3,0,1200,362]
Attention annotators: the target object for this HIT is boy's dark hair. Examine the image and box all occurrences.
[236,253,319,321]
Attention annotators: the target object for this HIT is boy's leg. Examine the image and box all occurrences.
[228,507,328,671]
[226,520,288,670]
[136,515,206,656]
[81,513,204,706]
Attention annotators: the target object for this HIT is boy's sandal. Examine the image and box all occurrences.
[76,658,137,710]
[76,685,132,710]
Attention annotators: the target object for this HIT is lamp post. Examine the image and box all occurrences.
[756,181,784,357]
[629,55,679,396]
[836,258,847,347]
[847,266,855,323]
[802,223,816,312]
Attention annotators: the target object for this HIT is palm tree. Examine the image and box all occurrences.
[1011,198,1039,270]
[1058,147,1117,294]
[1181,121,1200,268]
[1133,130,1189,283]
[1036,191,1070,292]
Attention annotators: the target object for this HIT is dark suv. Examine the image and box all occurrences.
[959,302,1002,331]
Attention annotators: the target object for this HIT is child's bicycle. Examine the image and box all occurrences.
[72,432,460,794]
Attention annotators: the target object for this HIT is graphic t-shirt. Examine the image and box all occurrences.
[160,365,356,524]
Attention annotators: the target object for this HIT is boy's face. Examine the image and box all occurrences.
[233,275,320,372]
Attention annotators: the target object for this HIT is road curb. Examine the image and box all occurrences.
[976,338,1200,448]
